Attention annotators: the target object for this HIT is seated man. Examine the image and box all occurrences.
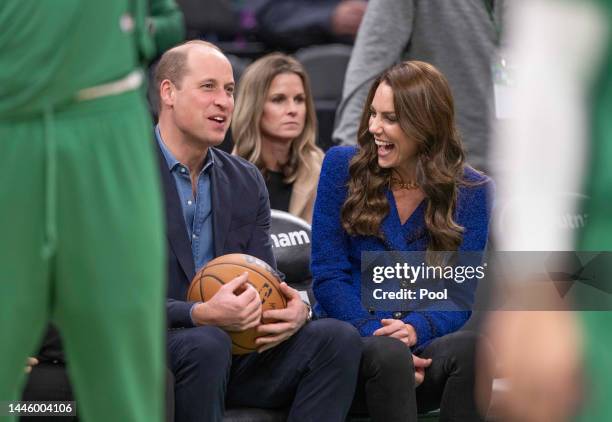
[155,40,362,422]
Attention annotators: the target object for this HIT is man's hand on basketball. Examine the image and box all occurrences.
[254,282,309,353]
[193,272,262,331]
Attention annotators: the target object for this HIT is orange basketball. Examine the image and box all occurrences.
[186,253,287,354]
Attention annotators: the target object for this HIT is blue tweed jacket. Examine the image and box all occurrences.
[311,146,493,351]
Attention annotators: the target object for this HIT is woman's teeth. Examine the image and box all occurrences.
[375,139,394,150]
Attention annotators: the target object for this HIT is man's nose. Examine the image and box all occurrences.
[213,91,231,109]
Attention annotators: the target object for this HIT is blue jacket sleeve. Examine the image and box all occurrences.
[311,147,382,331]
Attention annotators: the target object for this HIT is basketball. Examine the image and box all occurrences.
[186,253,287,354]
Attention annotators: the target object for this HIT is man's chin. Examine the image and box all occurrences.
[210,135,227,147]
[200,133,227,148]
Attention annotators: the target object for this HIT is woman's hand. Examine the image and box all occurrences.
[373,319,417,347]
[412,354,432,387]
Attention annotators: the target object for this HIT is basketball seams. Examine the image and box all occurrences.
[205,261,279,286]
[196,273,261,301]
[204,260,287,308]
[190,273,258,352]
[205,254,278,280]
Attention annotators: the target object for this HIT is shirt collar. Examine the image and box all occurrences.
[155,125,215,175]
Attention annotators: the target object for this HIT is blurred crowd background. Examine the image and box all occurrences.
[146,0,502,174]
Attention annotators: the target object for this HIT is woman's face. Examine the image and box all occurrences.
[260,73,307,145]
[368,82,419,171]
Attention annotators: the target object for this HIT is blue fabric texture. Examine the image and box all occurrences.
[311,146,493,351]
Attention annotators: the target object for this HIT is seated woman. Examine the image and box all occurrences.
[311,61,494,421]
[232,53,324,223]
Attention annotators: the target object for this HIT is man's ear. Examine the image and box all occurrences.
[159,79,175,108]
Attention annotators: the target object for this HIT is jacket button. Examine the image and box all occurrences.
[393,311,403,319]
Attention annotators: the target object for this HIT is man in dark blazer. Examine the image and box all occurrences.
[154,40,362,422]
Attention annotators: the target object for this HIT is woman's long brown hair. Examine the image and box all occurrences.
[341,61,467,251]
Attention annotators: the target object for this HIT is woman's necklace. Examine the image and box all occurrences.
[390,176,419,190]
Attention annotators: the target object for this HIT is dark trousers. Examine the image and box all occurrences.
[21,362,76,422]
[167,319,362,422]
[351,331,493,422]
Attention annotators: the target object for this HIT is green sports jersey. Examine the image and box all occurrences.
[577,1,612,421]
[0,0,153,119]
[149,0,185,53]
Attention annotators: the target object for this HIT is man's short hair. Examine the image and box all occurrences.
[154,40,222,91]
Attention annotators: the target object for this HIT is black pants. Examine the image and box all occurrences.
[351,331,493,422]
[21,362,76,422]
[167,318,362,422]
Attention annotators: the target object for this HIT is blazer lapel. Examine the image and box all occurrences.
[211,150,232,257]
[381,190,408,251]
[382,190,428,250]
[156,145,196,280]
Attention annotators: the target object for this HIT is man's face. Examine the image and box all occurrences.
[169,47,235,147]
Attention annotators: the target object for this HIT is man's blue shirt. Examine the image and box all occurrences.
[155,125,214,272]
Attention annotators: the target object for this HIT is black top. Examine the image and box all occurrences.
[265,170,293,212]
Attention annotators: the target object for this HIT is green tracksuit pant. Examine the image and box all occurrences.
[0,89,165,422]
[576,1,612,419]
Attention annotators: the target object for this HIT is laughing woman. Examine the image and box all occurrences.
[232,53,324,223]
[311,61,494,421]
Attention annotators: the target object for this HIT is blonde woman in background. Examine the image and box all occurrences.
[232,53,324,223]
